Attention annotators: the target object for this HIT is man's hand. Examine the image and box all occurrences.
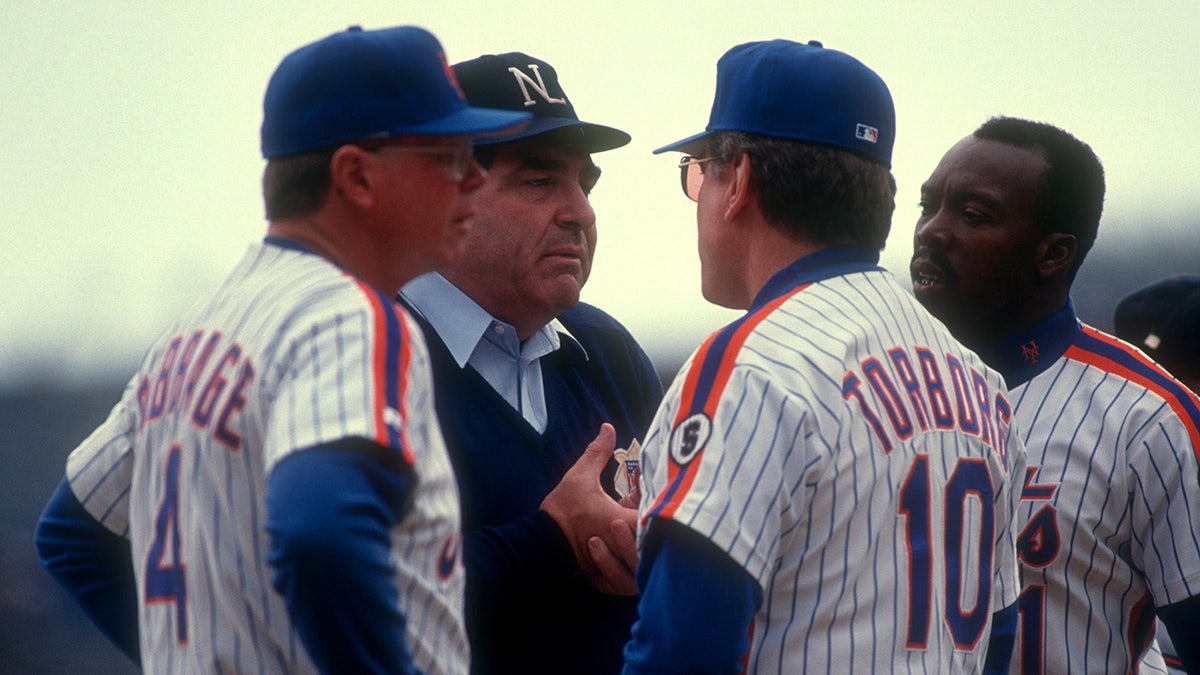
[587,519,638,595]
[540,423,639,595]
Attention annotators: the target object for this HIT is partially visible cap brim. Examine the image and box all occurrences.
[476,117,631,153]
[398,106,533,138]
[652,130,712,154]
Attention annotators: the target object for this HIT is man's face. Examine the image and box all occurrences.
[367,135,484,282]
[910,136,1051,343]
[693,157,747,310]
[441,140,599,335]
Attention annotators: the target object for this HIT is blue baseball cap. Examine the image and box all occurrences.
[261,26,532,159]
[452,52,631,153]
[654,39,895,167]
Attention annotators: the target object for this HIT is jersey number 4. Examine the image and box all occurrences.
[145,445,189,644]
[900,455,995,650]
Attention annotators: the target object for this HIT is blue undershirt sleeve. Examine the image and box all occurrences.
[982,601,1017,675]
[34,477,141,664]
[622,519,762,675]
[265,440,417,675]
[1157,595,1200,674]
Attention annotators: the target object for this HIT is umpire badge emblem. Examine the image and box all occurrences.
[613,439,642,499]
[1020,340,1040,364]
[669,413,712,466]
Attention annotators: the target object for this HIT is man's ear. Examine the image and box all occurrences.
[723,152,755,223]
[328,145,375,209]
[1037,233,1077,279]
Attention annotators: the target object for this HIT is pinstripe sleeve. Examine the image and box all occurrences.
[1129,406,1200,604]
[645,365,805,587]
[65,377,140,536]
[263,282,418,471]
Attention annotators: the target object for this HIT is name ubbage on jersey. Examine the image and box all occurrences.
[136,329,252,450]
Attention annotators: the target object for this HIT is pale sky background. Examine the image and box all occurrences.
[2,1,1198,391]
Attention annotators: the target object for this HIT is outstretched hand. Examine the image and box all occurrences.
[540,423,639,595]
[586,519,639,595]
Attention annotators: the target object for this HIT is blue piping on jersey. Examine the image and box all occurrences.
[749,247,884,312]
[980,302,1200,433]
[359,283,407,452]
[263,235,315,254]
[1074,328,1200,432]
[687,246,884,416]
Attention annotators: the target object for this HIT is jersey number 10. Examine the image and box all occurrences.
[899,455,995,650]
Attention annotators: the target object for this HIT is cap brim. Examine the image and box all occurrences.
[476,118,632,153]
[652,130,711,155]
[399,106,533,138]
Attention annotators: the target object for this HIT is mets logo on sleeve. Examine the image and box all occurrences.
[437,533,461,582]
[669,413,712,466]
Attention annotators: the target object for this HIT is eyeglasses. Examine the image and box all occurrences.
[365,143,473,181]
[678,156,714,201]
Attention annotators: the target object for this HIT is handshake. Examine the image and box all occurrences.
[540,424,645,596]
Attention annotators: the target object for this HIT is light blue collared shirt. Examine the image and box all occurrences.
[399,272,586,434]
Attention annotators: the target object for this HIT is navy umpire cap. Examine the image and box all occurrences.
[261,26,531,158]
[654,39,895,167]
[452,52,631,153]
[1114,275,1200,371]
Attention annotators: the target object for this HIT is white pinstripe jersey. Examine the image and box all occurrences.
[64,240,468,674]
[639,255,1027,673]
[994,314,1200,674]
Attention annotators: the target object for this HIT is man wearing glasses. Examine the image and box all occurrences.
[398,52,663,675]
[623,40,1026,673]
[34,26,528,675]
